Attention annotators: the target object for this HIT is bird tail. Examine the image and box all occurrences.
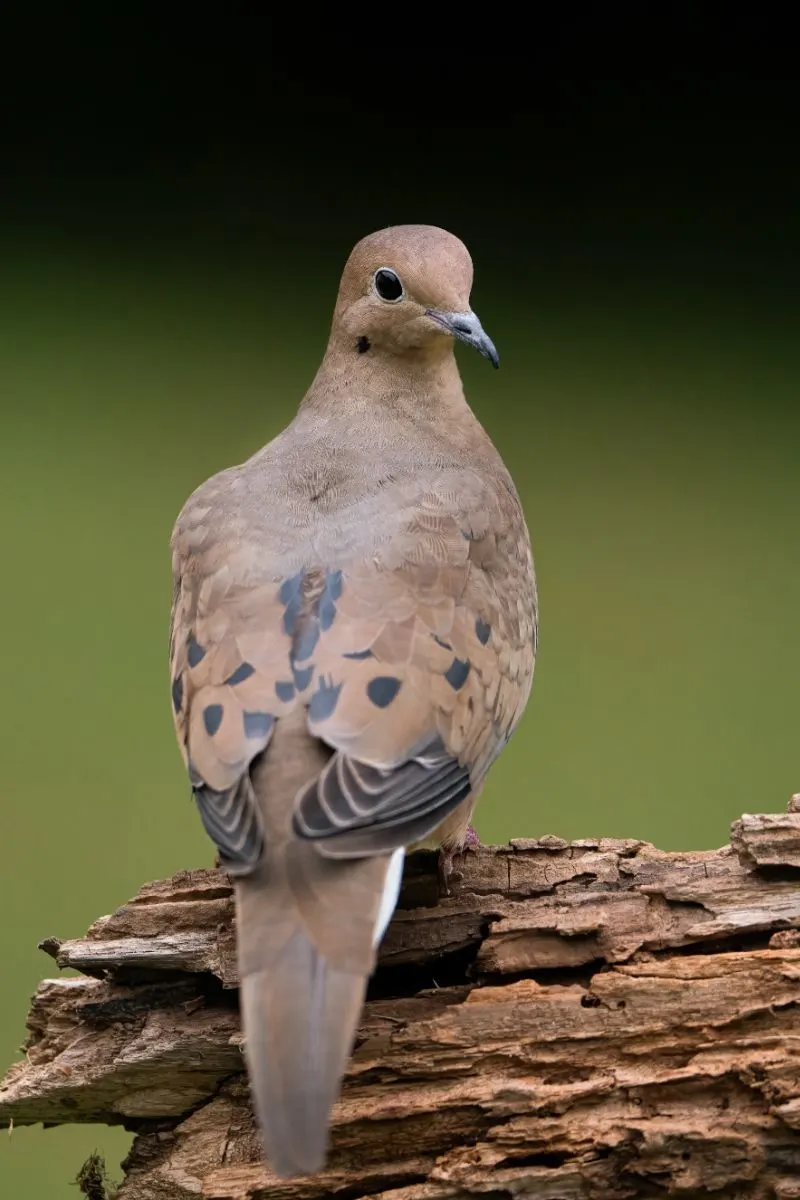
[233,710,404,1177]
[238,917,370,1178]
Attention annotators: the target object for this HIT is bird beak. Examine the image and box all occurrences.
[425,309,500,369]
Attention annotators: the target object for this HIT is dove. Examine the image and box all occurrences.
[169,224,537,1177]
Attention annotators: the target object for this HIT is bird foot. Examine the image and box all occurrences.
[437,825,482,896]
[462,825,482,850]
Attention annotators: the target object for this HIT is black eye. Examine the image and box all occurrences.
[374,268,404,302]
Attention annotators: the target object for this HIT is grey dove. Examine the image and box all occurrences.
[169,224,537,1177]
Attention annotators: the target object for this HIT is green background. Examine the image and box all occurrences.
[1,39,798,1196]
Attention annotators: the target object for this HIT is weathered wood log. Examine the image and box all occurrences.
[4,806,800,1198]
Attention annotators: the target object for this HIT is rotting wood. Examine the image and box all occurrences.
[3,802,800,1198]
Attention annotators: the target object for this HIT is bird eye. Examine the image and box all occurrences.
[373,268,404,303]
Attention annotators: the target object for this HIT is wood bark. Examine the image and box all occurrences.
[3,805,800,1198]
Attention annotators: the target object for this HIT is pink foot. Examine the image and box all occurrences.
[462,825,481,850]
[437,826,481,896]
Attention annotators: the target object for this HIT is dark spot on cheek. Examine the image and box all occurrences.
[475,618,491,645]
[243,711,275,739]
[171,674,184,713]
[445,658,471,690]
[356,336,371,354]
[367,676,402,708]
[309,676,344,721]
[203,704,224,736]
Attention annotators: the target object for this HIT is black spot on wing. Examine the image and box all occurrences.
[225,661,256,685]
[278,572,304,604]
[432,635,452,651]
[367,676,402,708]
[445,658,471,690]
[171,673,184,713]
[275,680,295,703]
[187,636,206,668]
[319,569,343,631]
[475,618,491,645]
[292,663,315,691]
[243,710,275,739]
[343,647,374,660]
[278,571,304,636]
[293,622,319,663]
[203,704,224,736]
[309,676,343,721]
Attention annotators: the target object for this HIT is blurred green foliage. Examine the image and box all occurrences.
[1,237,798,1195]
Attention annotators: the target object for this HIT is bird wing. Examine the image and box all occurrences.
[170,466,536,871]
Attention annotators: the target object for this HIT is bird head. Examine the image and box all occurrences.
[330,224,499,369]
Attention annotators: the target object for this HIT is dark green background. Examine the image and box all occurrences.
[1,28,798,1195]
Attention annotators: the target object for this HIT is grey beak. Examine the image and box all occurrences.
[426,309,500,369]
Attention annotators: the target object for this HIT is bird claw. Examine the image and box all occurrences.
[437,826,481,897]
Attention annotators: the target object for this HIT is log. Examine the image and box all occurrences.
[3,805,800,1198]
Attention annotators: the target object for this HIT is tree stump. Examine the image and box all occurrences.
[3,805,800,1198]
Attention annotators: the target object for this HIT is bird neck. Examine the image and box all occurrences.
[299,340,470,427]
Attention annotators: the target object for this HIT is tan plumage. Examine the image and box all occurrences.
[169,224,537,1176]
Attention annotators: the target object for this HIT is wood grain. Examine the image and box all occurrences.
[4,804,800,1197]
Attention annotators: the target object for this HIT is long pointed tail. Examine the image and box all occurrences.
[234,841,404,1178]
[240,925,368,1177]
